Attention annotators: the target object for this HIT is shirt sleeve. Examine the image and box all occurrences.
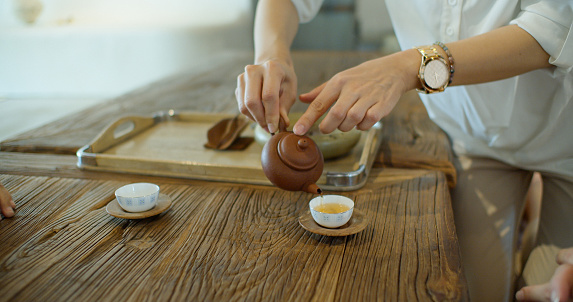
[290,0,324,23]
[510,0,573,69]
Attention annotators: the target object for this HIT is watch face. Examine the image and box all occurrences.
[424,60,449,89]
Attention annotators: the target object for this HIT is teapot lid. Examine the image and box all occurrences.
[277,133,319,171]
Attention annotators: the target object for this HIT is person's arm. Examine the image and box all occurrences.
[253,0,299,66]
[447,25,551,85]
[236,0,300,133]
[0,183,15,220]
[292,25,552,135]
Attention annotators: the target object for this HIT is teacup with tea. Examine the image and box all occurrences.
[309,195,354,228]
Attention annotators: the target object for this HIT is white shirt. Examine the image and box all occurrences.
[290,0,573,177]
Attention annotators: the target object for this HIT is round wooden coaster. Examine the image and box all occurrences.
[298,208,368,237]
[106,193,172,219]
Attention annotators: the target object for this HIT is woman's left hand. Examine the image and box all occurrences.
[292,49,420,136]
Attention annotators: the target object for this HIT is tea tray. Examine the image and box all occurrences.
[77,111,383,191]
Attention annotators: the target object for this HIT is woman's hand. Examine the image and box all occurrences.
[292,49,420,136]
[235,0,300,133]
[516,247,573,302]
[0,183,15,220]
[236,58,298,133]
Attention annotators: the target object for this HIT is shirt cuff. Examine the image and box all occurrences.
[510,3,573,69]
[290,0,324,23]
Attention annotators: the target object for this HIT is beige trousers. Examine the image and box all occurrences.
[450,156,573,302]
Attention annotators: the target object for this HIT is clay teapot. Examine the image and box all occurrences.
[261,118,324,194]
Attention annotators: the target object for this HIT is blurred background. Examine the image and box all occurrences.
[0,0,397,141]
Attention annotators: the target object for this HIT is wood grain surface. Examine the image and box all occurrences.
[0,170,467,301]
[377,91,457,187]
[0,51,465,301]
[0,51,455,187]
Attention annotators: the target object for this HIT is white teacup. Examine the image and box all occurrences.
[309,195,354,228]
[115,183,160,213]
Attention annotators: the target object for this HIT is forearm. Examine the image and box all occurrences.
[254,0,299,65]
[447,25,552,86]
[397,25,552,92]
[291,24,554,135]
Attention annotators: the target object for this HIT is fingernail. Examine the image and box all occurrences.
[515,290,523,300]
[551,290,559,302]
[515,290,524,300]
[293,124,305,135]
[267,123,277,134]
[6,208,14,217]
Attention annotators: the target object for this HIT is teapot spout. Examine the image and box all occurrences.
[304,183,322,195]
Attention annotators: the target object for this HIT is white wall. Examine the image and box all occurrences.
[0,0,253,99]
[1,0,252,27]
[356,0,394,45]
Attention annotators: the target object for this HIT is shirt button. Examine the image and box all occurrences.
[446,26,455,36]
[448,0,457,6]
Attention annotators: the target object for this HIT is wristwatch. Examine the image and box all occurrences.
[415,46,450,94]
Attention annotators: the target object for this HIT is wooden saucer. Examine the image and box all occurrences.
[106,193,172,219]
[298,208,368,237]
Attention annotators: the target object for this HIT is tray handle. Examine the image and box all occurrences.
[88,116,156,153]
[324,122,383,190]
[358,122,383,169]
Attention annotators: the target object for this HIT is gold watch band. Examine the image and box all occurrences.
[415,45,450,94]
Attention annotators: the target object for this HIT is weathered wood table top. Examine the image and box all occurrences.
[0,51,467,301]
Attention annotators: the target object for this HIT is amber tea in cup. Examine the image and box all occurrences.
[309,195,354,228]
[313,203,350,214]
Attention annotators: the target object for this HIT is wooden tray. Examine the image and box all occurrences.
[77,111,383,191]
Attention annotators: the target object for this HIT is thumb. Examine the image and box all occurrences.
[550,264,573,302]
[515,283,552,301]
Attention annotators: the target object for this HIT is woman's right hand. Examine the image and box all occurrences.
[236,58,298,134]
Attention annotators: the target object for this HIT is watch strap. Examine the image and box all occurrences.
[415,45,451,94]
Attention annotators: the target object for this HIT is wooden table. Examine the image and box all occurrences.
[0,52,467,301]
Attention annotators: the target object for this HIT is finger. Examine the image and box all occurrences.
[243,65,266,128]
[1,206,14,218]
[279,109,290,129]
[322,90,361,133]
[355,86,402,131]
[0,192,15,218]
[516,283,552,301]
[333,89,384,132]
[278,90,296,129]
[261,61,283,133]
[356,101,386,131]
[557,248,573,265]
[293,84,340,135]
[236,74,254,121]
[550,264,573,302]
[299,82,327,103]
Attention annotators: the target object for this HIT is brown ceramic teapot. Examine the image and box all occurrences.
[261,118,324,194]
